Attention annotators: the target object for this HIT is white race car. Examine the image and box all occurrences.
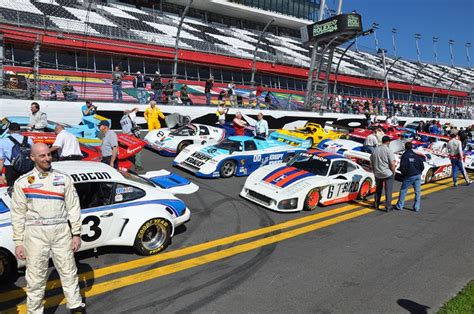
[0,161,198,281]
[465,142,474,171]
[144,124,226,156]
[240,149,376,212]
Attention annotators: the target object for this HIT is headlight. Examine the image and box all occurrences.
[277,198,298,210]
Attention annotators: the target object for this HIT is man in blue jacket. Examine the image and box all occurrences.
[395,142,425,212]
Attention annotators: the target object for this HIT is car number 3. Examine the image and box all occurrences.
[81,216,102,242]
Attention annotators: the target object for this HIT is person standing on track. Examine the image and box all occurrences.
[370,136,397,212]
[120,108,144,172]
[99,120,119,169]
[254,113,269,137]
[447,133,472,187]
[144,101,165,131]
[11,143,85,313]
[232,112,247,136]
[395,142,424,212]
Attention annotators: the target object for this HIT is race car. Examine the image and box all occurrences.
[271,122,346,148]
[240,149,376,212]
[0,161,198,281]
[173,136,310,178]
[317,139,364,155]
[349,123,412,144]
[1,115,111,146]
[144,124,226,156]
[465,142,474,171]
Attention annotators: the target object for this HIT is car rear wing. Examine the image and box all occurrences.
[343,150,373,172]
[117,134,146,159]
[269,132,312,148]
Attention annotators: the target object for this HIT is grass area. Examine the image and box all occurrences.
[438,280,474,314]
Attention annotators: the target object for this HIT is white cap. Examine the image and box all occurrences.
[136,71,141,74]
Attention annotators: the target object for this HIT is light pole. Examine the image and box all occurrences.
[372,22,379,52]
[415,33,422,63]
[465,42,472,68]
[251,18,275,89]
[172,0,193,82]
[391,28,397,57]
[448,39,455,67]
[432,36,439,64]
[377,48,390,100]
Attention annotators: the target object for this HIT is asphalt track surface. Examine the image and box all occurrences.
[1,149,473,313]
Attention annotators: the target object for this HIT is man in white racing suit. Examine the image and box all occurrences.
[11,143,85,313]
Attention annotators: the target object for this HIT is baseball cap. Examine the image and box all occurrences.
[8,122,20,131]
[98,120,110,127]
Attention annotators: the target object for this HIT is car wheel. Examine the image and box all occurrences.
[304,188,320,211]
[0,249,16,282]
[177,141,191,153]
[133,218,172,256]
[358,179,372,199]
[424,169,434,184]
[306,138,314,148]
[283,153,295,163]
[220,160,236,178]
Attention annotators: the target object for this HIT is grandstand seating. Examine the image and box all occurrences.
[0,0,473,95]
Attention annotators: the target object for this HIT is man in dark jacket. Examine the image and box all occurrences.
[395,142,425,212]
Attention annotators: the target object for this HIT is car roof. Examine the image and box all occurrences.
[308,149,344,160]
[52,161,124,181]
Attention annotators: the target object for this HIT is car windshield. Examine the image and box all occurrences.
[287,153,330,176]
[215,139,242,152]
[122,171,155,188]
[170,124,197,136]
[47,120,72,128]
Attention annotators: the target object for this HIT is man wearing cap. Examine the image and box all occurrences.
[50,124,83,161]
[0,123,34,186]
[144,101,165,131]
[133,71,147,104]
[370,136,397,211]
[99,120,119,169]
[81,100,97,117]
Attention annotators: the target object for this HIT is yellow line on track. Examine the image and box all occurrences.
[5,180,455,313]
[0,178,456,304]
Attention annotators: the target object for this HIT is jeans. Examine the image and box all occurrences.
[363,145,375,154]
[205,92,211,106]
[451,158,470,184]
[375,175,394,210]
[113,84,123,102]
[136,87,147,104]
[396,174,421,211]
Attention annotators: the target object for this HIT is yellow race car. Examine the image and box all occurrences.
[270,122,346,148]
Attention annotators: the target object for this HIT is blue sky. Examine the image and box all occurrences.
[339,0,473,67]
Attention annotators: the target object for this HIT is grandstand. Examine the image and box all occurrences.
[0,0,472,114]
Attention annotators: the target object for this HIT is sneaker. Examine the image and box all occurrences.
[454,182,458,187]
[467,181,472,186]
[394,205,403,211]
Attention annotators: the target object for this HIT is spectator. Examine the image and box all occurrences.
[205,76,214,106]
[11,143,85,314]
[133,71,147,104]
[370,136,396,211]
[50,124,82,161]
[120,108,143,172]
[364,110,371,128]
[81,100,97,116]
[180,85,192,106]
[218,90,227,106]
[228,81,236,107]
[363,128,378,154]
[254,113,269,137]
[28,102,48,131]
[163,80,174,103]
[144,101,165,131]
[61,79,78,101]
[49,84,57,101]
[255,83,263,108]
[112,66,125,102]
[216,104,229,125]
[395,142,424,212]
[0,123,33,186]
[375,127,385,144]
[99,120,119,169]
[264,91,273,109]
[447,133,471,186]
[232,112,247,136]
[151,73,163,103]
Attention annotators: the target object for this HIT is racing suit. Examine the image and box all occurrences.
[11,167,83,313]
[144,106,165,131]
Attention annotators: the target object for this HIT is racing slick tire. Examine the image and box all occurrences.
[306,138,314,148]
[177,141,192,153]
[358,178,372,200]
[133,218,172,256]
[424,169,434,184]
[220,160,236,178]
[0,249,16,282]
[304,188,321,211]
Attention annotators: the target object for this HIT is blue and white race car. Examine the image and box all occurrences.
[173,136,311,178]
[240,149,376,212]
[144,124,226,156]
[317,139,364,155]
[0,161,197,281]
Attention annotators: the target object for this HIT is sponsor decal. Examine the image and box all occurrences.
[27,176,35,184]
[28,183,43,188]
[39,172,49,179]
[185,151,211,168]
[116,187,133,194]
[115,194,123,202]
[70,172,112,182]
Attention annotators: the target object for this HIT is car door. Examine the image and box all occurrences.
[324,160,360,202]
[75,182,116,250]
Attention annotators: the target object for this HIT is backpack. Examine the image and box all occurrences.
[8,136,34,174]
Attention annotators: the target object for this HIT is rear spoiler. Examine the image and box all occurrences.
[269,132,312,148]
[117,134,146,159]
[343,150,373,171]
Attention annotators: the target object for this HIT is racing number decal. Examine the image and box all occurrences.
[157,131,165,137]
[327,186,335,198]
[326,182,360,199]
[253,155,262,162]
[81,216,102,242]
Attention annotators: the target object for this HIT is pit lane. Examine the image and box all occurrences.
[1,149,473,313]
